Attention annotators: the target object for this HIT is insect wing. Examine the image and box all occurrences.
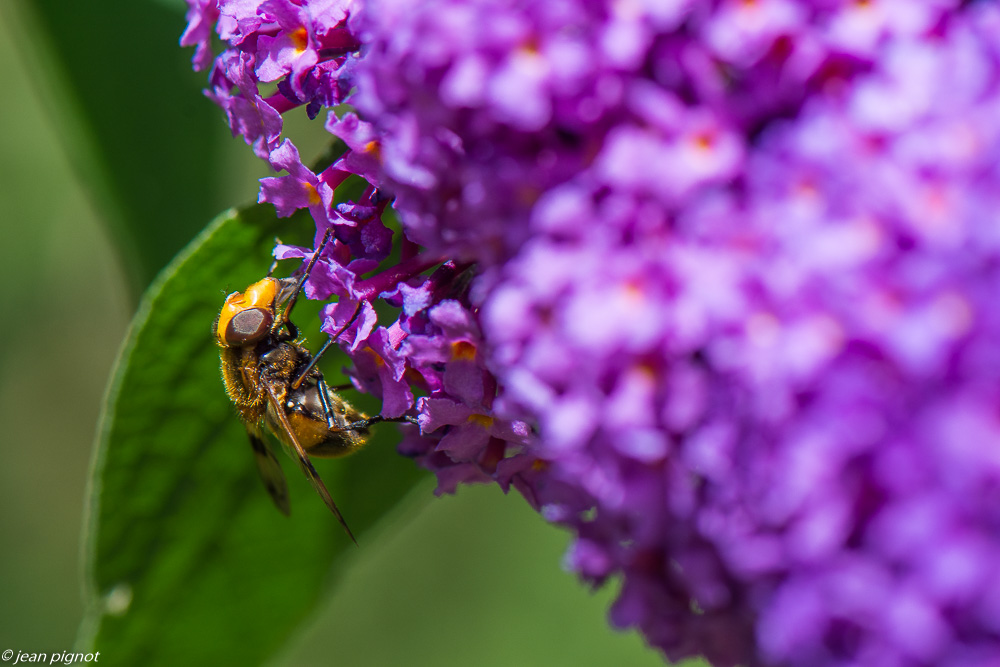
[246,426,291,515]
[262,382,358,544]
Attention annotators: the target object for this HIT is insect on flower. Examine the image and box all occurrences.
[213,228,386,543]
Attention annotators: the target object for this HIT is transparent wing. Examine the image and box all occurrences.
[246,426,291,516]
[262,382,358,544]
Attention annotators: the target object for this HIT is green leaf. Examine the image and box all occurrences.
[79,205,427,666]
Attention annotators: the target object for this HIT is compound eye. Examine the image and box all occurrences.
[224,307,273,345]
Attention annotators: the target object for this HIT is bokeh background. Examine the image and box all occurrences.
[0,1,669,664]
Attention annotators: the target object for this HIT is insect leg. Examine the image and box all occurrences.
[292,301,362,390]
[347,414,421,430]
[315,375,337,429]
[280,227,334,325]
[281,319,299,342]
[327,383,354,391]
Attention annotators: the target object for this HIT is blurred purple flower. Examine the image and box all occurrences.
[185,0,1000,664]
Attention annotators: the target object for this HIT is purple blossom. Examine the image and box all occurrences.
[258,139,338,224]
[325,113,383,186]
[184,0,1000,665]
[347,323,413,418]
[179,0,219,71]
[254,0,355,101]
[204,51,285,160]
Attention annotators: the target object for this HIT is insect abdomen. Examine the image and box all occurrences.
[265,381,370,458]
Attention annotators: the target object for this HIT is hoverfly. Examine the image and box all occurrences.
[213,229,380,542]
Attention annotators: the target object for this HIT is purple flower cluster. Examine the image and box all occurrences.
[181,0,539,522]
[185,0,1000,665]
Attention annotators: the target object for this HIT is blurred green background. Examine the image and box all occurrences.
[0,1,672,665]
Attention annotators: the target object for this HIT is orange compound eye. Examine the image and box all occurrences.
[215,278,280,346]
